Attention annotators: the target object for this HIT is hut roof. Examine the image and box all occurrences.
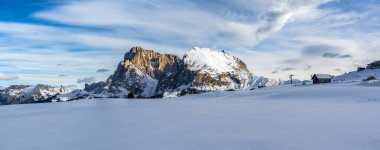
[313,74,331,79]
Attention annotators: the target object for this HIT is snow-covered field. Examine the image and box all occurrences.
[1,82,380,150]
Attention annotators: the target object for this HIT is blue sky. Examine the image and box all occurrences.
[0,0,379,88]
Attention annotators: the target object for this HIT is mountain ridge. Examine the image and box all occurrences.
[0,84,73,105]
[86,46,273,98]
[0,46,275,105]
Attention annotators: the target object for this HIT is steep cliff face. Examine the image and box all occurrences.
[85,46,271,98]
[105,47,185,97]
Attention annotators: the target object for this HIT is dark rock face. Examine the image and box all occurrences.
[84,82,107,94]
[104,47,187,97]
[86,46,259,98]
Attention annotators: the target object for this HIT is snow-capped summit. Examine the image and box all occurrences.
[182,47,255,91]
[184,47,241,74]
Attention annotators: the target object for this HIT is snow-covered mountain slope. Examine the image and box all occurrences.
[184,47,241,74]
[183,47,256,91]
[333,69,380,81]
[0,84,73,105]
[1,82,380,150]
[56,89,90,101]
[250,76,279,87]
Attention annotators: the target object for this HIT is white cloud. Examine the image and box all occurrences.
[33,0,222,46]
[77,77,96,84]
[96,69,110,73]
[0,22,132,49]
[0,74,19,80]
[32,0,336,46]
[1,0,379,85]
[213,0,336,47]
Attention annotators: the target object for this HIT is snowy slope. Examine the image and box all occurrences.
[334,69,380,81]
[1,82,380,150]
[250,76,278,87]
[127,65,159,97]
[182,47,278,89]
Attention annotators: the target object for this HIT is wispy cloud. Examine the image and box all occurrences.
[322,53,352,59]
[0,74,19,80]
[77,77,96,84]
[282,67,296,71]
[96,69,110,73]
[58,75,67,78]
[219,0,335,45]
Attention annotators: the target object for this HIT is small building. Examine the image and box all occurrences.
[312,74,332,84]
[357,67,365,72]
[366,61,380,70]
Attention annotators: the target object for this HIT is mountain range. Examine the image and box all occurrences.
[85,46,274,98]
[1,46,275,105]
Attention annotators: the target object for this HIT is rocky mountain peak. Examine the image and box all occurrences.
[1,46,273,105]
[85,46,272,98]
[105,46,184,97]
[122,46,181,78]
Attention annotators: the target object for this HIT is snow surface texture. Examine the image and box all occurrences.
[1,82,380,150]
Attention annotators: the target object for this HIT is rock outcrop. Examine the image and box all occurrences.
[86,46,272,98]
[104,47,183,97]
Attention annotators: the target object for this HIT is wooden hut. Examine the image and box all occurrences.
[312,74,332,84]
